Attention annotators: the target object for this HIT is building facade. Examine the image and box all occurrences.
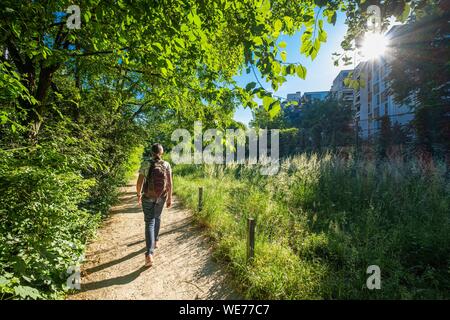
[331,69,354,103]
[353,26,415,139]
[286,91,302,103]
[302,91,329,102]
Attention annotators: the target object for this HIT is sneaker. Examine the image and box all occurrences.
[145,254,153,267]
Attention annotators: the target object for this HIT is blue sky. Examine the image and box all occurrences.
[233,12,353,125]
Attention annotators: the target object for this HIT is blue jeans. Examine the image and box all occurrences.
[142,196,166,256]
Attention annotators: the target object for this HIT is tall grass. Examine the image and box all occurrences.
[173,154,450,299]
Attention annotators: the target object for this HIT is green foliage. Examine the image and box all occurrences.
[1,0,446,301]
[251,97,355,155]
[387,3,450,157]
[0,0,361,129]
[0,152,100,299]
[297,98,355,151]
[174,155,450,299]
[0,70,147,299]
[0,129,144,299]
[279,128,302,156]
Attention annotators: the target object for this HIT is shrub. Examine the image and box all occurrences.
[0,141,144,299]
[0,163,100,299]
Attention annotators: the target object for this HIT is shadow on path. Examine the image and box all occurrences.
[81,266,148,292]
[84,247,146,275]
[69,180,240,300]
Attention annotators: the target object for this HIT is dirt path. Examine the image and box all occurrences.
[68,181,240,300]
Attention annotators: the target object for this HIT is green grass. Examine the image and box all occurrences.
[173,154,450,299]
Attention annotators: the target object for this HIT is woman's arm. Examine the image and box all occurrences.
[166,164,173,208]
[136,174,144,205]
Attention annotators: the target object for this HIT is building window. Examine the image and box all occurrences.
[381,90,387,103]
[374,107,380,118]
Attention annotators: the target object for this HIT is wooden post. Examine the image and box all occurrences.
[198,187,203,212]
[247,217,256,262]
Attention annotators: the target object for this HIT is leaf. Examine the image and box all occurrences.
[152,42,163,51]
[286,64,296,75]
[14,285,41,299]
[117,0,126,9]
[271,61,281,74]
[84,11,91,23]
[0,113,8,124]
[0,276,10,286]
[174,38,185,49]
[310,38,320,60]
[400,3,411,22]
[193,14,202,28]
[245,82,257,91]
[278,41,287,49]
[330,12,337,25]
[296,64,307,79]
[268,100,281,119]
[318,29,327,42]
[165,59,174,70]
[319,20,324,30]
[260,0,271,15]
[273,19,283,33]
[283,16,293,30]
[271,80,279,91]
[262,95,274,111]
[280,51,287,62]
[253,37,263,46]
[300,39,312,55]
[344,78,350,87]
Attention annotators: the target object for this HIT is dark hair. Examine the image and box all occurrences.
[151,143,163,158]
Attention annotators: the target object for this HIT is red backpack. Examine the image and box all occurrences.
[143,159,168,199]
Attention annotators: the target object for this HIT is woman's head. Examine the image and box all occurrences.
[151,143,164,159]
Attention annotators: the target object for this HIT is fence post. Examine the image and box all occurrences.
[247,217,256,262]
[198,187,203,212]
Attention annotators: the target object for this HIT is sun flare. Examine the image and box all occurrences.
[360,32,389,60]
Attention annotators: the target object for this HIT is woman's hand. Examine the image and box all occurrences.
[166,197,172,208]
[137,194,142,206]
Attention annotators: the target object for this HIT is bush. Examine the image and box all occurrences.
[0,162,100,299]
[0,140,144,299]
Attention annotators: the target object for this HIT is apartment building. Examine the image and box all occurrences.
[353,26,415,139]
[279,26,418,141]
[286,91,302,103]
[302,91,329,102]
[331,69,354,103]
